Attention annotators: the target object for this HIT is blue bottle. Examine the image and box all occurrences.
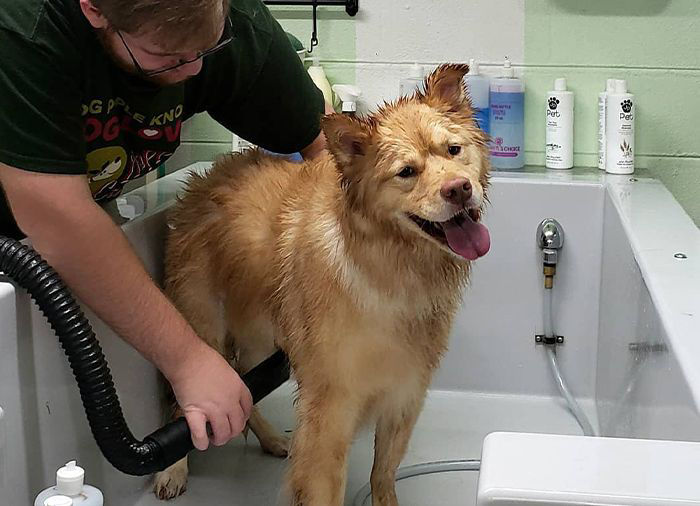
[489,58,525,169]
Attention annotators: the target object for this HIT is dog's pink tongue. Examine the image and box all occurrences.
[443,215,491,260]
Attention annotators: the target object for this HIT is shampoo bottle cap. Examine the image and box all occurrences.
[468,58,480,75]
[614,79,628,94]
[553,77,567,91]
[56,461,84,496]
[606,78,615,93]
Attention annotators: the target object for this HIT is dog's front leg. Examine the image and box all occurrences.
[370,397,424,506]
[287,390,358,506]
[153,405,190,499]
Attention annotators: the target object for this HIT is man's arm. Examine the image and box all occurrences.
[0,162,252,450]
[300,101,334,160]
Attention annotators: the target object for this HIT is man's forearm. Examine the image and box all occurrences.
[31,202,202,380]
[300,101,334,160]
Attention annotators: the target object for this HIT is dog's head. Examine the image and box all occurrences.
[322,63,491,261]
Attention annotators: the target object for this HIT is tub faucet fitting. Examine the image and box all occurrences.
[537,218,565,288]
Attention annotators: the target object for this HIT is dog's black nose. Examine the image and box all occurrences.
[440,178,472,206]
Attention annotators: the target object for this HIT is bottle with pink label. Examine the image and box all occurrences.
[489,58,525,169]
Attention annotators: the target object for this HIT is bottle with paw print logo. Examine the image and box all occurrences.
[545,77,574,169]
[605,79,635,174]
[489,58,524,169]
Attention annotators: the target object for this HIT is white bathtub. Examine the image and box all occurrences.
[2,164,700,505]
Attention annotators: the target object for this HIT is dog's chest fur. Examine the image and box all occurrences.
[269,202,468,392]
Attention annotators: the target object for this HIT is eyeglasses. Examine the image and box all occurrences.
[116,17,234,77]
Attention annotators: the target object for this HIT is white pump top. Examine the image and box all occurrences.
[44,496,73,506]
[468,58,480,75]
[331,84,361,113]
[56,461,84,496]
[501,57,514,78]
[553,77,567,91]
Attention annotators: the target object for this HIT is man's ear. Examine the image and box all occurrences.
[79,0,109,30]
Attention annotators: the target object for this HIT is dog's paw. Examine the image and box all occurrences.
[260,433,291,457]
[153,464,188,500]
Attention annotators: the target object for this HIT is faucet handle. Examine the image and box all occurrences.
[537,218,565,250]
[537,218,565,267]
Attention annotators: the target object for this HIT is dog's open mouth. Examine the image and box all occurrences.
[408,209,490,260]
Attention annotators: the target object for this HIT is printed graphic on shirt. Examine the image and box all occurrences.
[86,146,127,194]
[82,97,182,201]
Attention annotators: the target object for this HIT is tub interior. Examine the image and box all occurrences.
[132,385,586,506]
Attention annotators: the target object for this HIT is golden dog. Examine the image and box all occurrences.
[155,63,491,505]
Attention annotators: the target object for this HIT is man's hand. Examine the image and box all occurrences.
[0,161,253,450]
[300,101,335,160]
[167,341,253,450]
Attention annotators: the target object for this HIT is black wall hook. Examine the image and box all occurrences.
[264,0,358,16]
[264,0,359,52]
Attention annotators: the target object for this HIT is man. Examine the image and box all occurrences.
[0,0,327,451]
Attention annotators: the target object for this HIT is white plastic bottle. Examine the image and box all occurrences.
[307,57,335,108]
[34,461,103,506]
[545,77,574,169]
[464,58,490,134]
[605,79,635,174]
[597,78,615,170]
[489,58,525,169]
[399,63,425,96]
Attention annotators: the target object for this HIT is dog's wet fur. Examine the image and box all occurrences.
[155,64,491,505]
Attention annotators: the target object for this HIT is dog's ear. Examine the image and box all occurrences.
[321,113,372,168]
[421,63,471,111]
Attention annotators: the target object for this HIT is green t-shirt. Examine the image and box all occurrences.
[0,0,324,237]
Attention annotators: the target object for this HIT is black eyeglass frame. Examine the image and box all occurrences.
[116,16,234,77]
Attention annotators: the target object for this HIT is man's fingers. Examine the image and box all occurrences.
[184,411,209,451]
[208,411,232,446]
[229,411,246,437]
[240,386,253,419]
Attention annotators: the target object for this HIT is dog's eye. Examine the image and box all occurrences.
[397,166,416,178]
[448,145,462,156]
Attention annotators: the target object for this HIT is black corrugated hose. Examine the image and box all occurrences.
[0,236,290,476]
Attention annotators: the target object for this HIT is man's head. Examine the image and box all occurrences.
[80,0,229,85]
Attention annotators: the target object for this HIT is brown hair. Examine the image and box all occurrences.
[92,0,228,51]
